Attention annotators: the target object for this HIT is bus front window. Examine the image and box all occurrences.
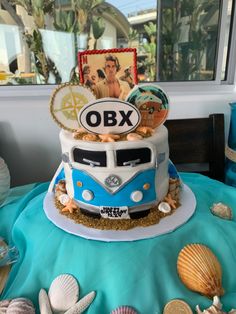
[73,148,106,167]
[116,148,151,167]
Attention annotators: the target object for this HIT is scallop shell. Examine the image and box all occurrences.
[177,244,224,298]
[0,157,10,205]
[6,298,35,314]
[82,134,97,142]
[64,291,95,314]
[110,306,138,314]
[158,202,171,213]
[38,289,52,314]
[126,133,143,141]
[210,203,233,220]
[48,274,79,312]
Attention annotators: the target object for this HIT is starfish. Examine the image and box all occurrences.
[62,199,78,214]
[164,193,177,209]
[98,134,120,142]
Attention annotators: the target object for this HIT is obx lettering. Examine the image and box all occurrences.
[78,98,141,134]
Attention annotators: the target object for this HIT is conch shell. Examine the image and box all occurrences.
[177,244,224,298]
[196,296,236,314]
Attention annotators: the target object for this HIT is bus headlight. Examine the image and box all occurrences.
[82,189,94,201]
[131,190,143,202]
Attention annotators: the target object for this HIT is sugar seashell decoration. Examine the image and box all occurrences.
[98,134,121,142]
[82,133,98,142]
[177,244,224,298]
[0,157,10,205]
[5,298,35,314]
[48,274,79,312]
[126,133,143,141]
[110,305,138,314]
[158,202,171,214]
[64,291,96,314]
[58,193,70,206]
[210,203,233,220]
[38,289,52,314]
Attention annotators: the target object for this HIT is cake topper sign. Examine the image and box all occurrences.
[126,84,169,129]
[78,98,141,134]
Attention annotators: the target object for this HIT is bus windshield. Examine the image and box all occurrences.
[116,148,151,167]
[73,148,107,167]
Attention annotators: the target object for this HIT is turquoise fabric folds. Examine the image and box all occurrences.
[0,173,236,313]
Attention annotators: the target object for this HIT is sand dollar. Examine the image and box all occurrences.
[163,299,193,314]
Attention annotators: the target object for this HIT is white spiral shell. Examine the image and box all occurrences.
[158,202,171,213]
[48,274,79,312]
[0,157,10,205]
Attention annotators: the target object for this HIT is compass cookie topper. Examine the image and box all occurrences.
[126,84,169,129]
[50,84,96,132]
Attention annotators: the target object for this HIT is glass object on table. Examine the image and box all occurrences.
[225,102,236,187]
[0,238,19,267]
[0,157,10,206]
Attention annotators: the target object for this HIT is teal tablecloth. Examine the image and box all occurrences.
[0,173,236,313]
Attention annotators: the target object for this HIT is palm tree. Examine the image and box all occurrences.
[92,16,105,49]
[7,0,61,83]
[72,0,108,49]
[128,27,138,48]
[142,22,157,81]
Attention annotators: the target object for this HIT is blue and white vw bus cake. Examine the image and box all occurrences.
[48,83,181,221]
[50,125,170,219]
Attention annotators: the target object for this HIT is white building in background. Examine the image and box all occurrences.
[0,2,130,83]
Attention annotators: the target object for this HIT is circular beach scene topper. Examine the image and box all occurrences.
[50,84,96,132]
[126,84,169,129]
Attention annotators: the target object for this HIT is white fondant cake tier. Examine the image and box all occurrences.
[57,126,170,218]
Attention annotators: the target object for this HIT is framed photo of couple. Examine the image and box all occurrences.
[78,48,137,100]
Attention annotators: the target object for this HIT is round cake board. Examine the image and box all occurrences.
[43,184,196,242]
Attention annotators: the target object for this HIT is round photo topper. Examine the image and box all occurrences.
[50,83,96,132]
[126,84,169,129]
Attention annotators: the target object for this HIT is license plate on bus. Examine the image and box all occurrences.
[100,206,130,219]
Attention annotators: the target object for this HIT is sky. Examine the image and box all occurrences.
[106,0,157,16]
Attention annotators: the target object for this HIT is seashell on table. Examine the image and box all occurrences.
[110,305,138,314]
[38,288,52,314]
[0,299,11,313]
[210,202,233,220]
[48,274,79,313]
[6,298,35,314]
[177,244,224,298]
[64,291,96,314]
